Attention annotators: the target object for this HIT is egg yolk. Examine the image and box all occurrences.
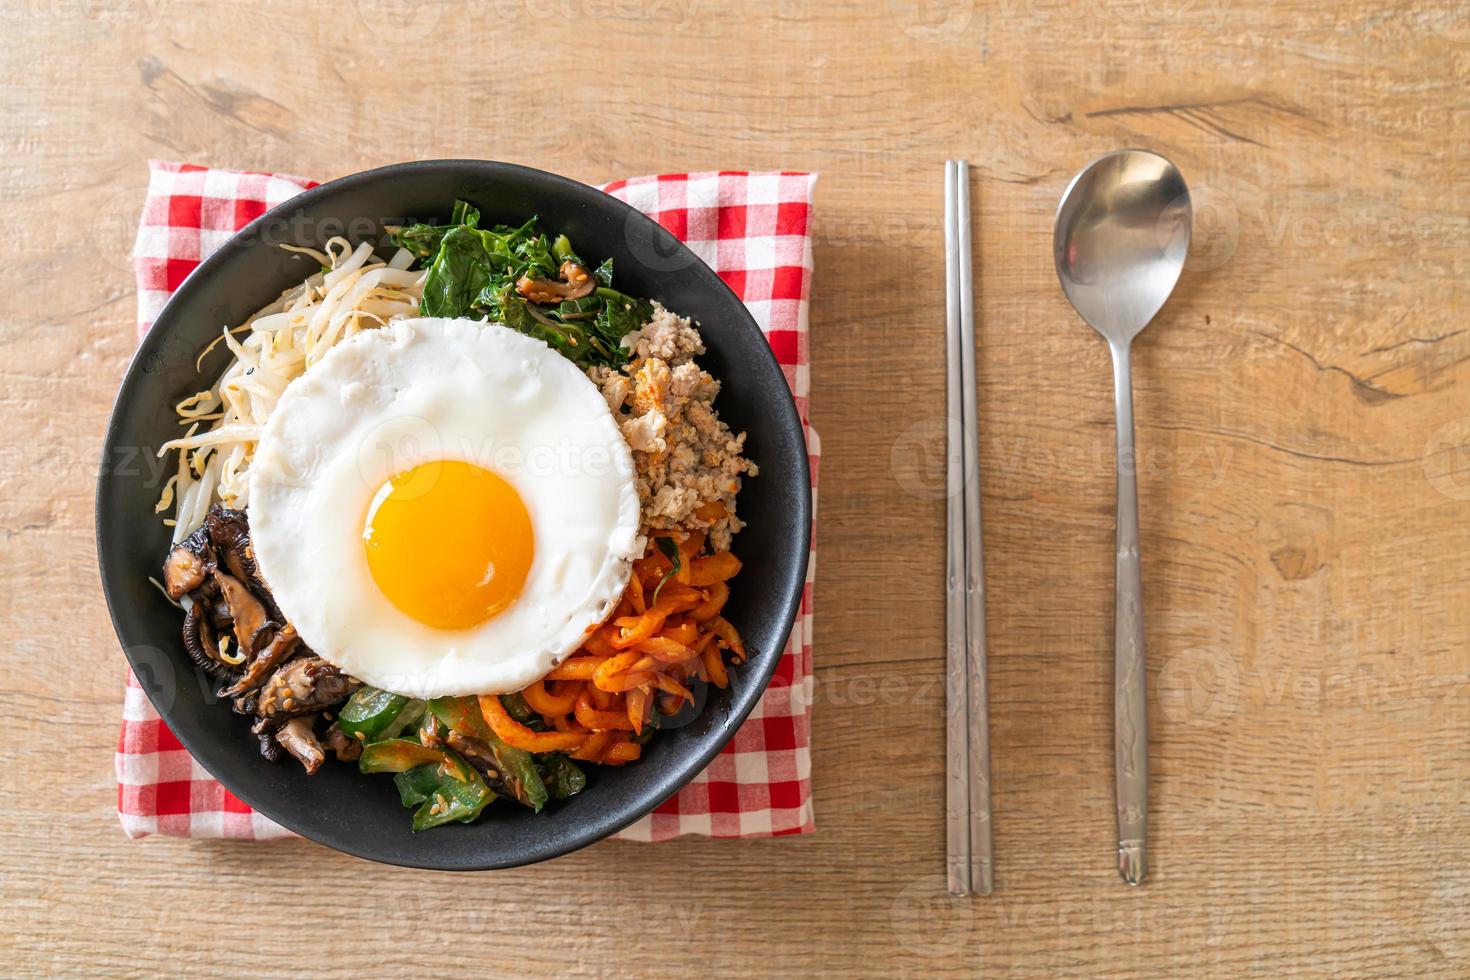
[363,460,534,630]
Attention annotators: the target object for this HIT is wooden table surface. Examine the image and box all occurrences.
[5,2,1468,976]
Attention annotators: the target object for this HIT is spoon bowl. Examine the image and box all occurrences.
[1055,149,1191,344]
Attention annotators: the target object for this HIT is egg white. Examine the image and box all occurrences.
[247,317,641,698]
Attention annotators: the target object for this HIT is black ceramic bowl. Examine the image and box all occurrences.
[96,160,810,869]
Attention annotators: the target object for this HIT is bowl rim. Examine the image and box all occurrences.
[96,158,812,869]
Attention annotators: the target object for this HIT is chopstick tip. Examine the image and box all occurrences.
[1118,840,1147,886]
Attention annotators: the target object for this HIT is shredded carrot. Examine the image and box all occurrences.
[709,615,746,662]
[546,655,606,681]
[610,587,702,648]
[575,687,635,731]
[570,731,612,761]
[550,712,587,734]
[652,672,694,706]
[634,553,670,588]
[506,539,747,769]
[588,683,618,711]
[691,581,729,622]
[702,642,729,688]
[675,531,706,584]
[661,619,699,645]
[633,636,695,662]
[479,695,587,753]
[609,609,667,649]
[689,552,741,586]
[679,530,707,561]
[602,740,643,764]
[593,651,644,688]
[523,679,580,716]
[581,627,620,658]
[627,686,650,735]
[596,670,657,693]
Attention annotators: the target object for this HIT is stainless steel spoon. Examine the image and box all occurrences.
[1053,149,1191,886]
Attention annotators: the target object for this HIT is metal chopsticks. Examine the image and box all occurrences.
[943,161,969,897]
[944,160,994,897]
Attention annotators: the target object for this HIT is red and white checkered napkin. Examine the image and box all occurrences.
[119,161,819,842]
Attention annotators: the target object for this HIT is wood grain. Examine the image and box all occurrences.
[3,1,1469,975]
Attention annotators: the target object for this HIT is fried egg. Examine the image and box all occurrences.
[248,317,641,698]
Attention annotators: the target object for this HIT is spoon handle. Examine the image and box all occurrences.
[1109,340,1148,886]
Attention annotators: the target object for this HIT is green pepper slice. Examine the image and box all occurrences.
[338,687,412,742]
[359,738,445,773]
[438,746,477,784]
[381,699,426,740]
[427,696,549,812]
[393,764,442,808]
[426,695,493,739]
[499,691,536,724]
[411,767,494,831]
[538,753,587,800]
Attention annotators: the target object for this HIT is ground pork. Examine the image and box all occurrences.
[588,304,757,551]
